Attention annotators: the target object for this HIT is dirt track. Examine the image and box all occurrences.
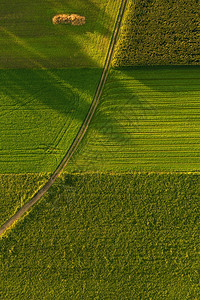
[0,0,128,237]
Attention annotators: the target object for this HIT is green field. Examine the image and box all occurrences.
[1,172,200,299]
[0,0,121,68]
[68,66,200,172]
[113,0,199,66]
[0,0,122,221]
[0,173,49,227]
[1,1,200,299]
[0,68,102,173]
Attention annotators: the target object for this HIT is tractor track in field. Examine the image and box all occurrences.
[0,0,128,236]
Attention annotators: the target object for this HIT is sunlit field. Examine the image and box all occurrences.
[1,1,200,299]
[68,67,200,172]
[0,0,121,68]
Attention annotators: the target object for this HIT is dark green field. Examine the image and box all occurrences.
[68,66,200,172]
[113,0,199,66]
[1,173,200,299]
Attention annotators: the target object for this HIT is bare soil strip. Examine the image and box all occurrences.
[0,0,128,237]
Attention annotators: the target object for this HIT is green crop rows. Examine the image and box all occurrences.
[1,173,200,299]
[68,67,200,172]
[113,0,200,66]
[0,68,102,173]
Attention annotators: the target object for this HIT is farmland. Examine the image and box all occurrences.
[1,172,200,299]
[0,0,121,68]
[68,66,200,172]
[0,68,102,173]
[1,0,200,298]
[0,173,49,227]
[0,0,123,226]
[113,0,200,66]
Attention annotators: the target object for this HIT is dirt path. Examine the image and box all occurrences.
[0,0,128,237]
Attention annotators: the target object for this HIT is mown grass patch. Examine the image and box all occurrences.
[0,68,102,173]
[0,0,121,68]
[113,0,199,66]
[1,172,200,299]
[68,66,200,172]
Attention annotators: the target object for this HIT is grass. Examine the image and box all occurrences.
[0,68,102,173]
[1,2,200,299]
[1,172,200,299]
[0,173,49,227]
[0,0,122,227]
[0,0,121,68]
[68,66,200,172]
[0,0,122,223]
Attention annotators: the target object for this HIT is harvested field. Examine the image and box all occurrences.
[68,66,200,172]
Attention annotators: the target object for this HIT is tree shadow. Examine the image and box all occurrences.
[86,68,157,144]
[88,65,200,146]
[0,0,113,68]
[0,0,142,174]
[0,68,101,158]
[67,65,200,172]
[117,66,200,93]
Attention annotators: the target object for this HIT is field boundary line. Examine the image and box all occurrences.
[0,0,128,237]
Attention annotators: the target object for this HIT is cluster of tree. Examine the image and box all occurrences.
[113,0,200,66]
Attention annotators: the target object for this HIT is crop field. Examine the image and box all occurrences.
[0,0,121,68]
[0,0,122,224]
[113,0,199,66]
[1,1,200,299]
[1,172,200,299]
[0,68,102,173]
[0,173,49,227]
[68,66,200,172]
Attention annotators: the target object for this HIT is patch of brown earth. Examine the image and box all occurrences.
[52,14,86,25]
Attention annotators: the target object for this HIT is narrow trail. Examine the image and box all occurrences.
[0,0,128,237]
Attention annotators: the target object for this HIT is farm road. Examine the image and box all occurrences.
[0,0,128,236]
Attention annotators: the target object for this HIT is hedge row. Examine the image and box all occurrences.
[113,0,200,66]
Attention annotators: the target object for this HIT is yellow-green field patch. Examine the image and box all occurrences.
[68,67,200,172]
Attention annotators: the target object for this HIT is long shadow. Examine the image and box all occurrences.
[3,63,198,172]
[0,68,102,162]
[82,68,156,144]
[117,66,200,92]
[68,65,200,171]
[0,0,122,172]
[0,0,113,68]
[1,66,156,160]
[88,65,200,144]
